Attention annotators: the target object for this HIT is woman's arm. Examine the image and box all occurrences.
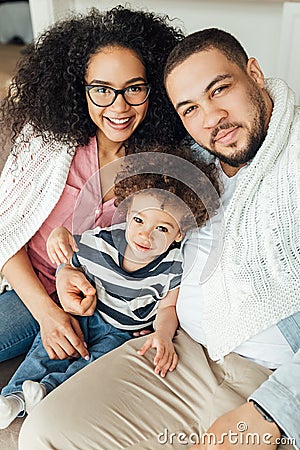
[2,247,89,360]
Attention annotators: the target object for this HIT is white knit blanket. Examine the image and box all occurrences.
[201,79,300,360]
[0,124,73,290]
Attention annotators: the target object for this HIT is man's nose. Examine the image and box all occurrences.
[202,103,227,129]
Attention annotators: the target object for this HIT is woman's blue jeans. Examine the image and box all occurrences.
[0,290,39,362]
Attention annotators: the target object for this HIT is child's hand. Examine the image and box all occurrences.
[47,226,79,266]
[137,331,178,378]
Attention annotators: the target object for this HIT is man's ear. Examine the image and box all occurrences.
[246,57,265,88]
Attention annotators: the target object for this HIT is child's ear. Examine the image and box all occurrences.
[175,231,183,243]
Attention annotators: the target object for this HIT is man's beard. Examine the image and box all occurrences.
[200,86,268,168]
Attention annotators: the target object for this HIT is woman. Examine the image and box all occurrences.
[0,6,185,362]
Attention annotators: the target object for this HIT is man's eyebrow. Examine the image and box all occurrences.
[175,74,233,111]
[175,99,192,111]
[204,74,232,93]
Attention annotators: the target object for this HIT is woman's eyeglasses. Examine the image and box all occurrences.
[85,83,151,107]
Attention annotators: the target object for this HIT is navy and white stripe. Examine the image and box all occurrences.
[72,223,183,330]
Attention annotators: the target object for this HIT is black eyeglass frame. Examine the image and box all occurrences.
[85,83,151,107]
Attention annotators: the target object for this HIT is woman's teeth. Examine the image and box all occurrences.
[108,117,130,124]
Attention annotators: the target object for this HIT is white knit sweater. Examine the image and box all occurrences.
[0,124,74,290]
[201,79,300,360]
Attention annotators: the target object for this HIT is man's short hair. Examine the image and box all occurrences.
[164,28,248,81]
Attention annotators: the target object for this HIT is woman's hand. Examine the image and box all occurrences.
[1,247,89,360]
[47,226,78,265]
[39,304,90,360]
[56,265,97,316]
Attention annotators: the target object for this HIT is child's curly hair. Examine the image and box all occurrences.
[114,144,221,232]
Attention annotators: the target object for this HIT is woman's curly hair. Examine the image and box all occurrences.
[114,144,221,232]
[0,6,186,151]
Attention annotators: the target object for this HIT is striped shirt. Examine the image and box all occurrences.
[72,223,183,331]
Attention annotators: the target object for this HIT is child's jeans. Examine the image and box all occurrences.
[1,311,133,398]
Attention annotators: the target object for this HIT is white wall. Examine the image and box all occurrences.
[72,0,283,77]
[28,0,300,101]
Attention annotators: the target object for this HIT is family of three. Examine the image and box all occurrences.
[0,5,299,450]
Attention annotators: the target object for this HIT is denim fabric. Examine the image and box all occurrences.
[1,311,133,396]
[248,312,300,449]
[0,290,39,362]
[251,348,300,449]
[277,311,300,353]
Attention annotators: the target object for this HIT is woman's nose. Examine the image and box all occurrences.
[110,92,130,111]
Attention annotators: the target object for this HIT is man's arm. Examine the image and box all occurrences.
[190,352,300,450]
[189,402,281,450]
[249,349,300,449]
[56,264,97,316]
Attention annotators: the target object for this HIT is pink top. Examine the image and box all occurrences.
[27,137,116,298]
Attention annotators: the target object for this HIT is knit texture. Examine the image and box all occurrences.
[201,79,300,360]
[0,124,74,289]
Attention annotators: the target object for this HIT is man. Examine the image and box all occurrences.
[164,28,300,449]
[19,29,299,450]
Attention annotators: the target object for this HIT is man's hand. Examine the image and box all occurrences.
[39,304,89,360]
[56,265,97,316]
[190,402,281,449]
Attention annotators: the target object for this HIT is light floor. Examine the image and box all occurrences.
[0,43,25,171]
[0,42,25,99]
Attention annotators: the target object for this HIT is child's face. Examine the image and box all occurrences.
[125,194,183,263]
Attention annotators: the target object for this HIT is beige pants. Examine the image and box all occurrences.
[19,330,291,449]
